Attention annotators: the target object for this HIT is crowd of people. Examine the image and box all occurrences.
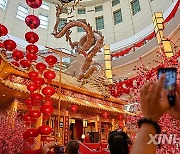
[42,75,180,154]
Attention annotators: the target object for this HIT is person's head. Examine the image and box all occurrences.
[65,140,79,154]
[108,130,132,154]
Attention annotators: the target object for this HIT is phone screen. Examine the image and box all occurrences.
[158,68,177,106]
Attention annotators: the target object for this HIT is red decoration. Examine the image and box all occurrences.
[27,84,38,93]
[25,32,39,44]
[24,128,39,138]
[29,110,41,119]
[28,71,38,81]
[25,15,40,29]
[42,86,55,97]
[31,93,43,103]
[11,61,20,67]
[12,49,24,61]
[44,70,56,82]
[45,55,57,67]
[26,53,37,62]
[3,39,17,51]
[26,0,42,9]
[0,24,8,36]
[38,125,52,135]
[118,121,124,128]
[23,150,36,154]
[71,105,78,113]
[40,105,54,115]
[118,114,124,120]
[20,59,31,68]
[23,114,32,122]
[102,112,108,118]
[26,44,38,54]
[36,63,47,74]
[33,77,45,88]
[44,99,53,105]
[24,98,34,106]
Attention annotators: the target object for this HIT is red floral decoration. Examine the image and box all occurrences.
[3,39,17,51]
[0,24,8,36]
[25,15,40,29]
[25,32,39,44]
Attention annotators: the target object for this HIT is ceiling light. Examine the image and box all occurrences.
[2,94,5,97]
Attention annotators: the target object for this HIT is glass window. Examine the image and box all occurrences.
[112,0,120,7]
[95,5,103,12]
[16,5,29,20]
[77,8,86,14]
[0,0,7,9]
[131,0,141,15]
[58,18,67,31]
[113,9,123,25]
[77,19,85,32]
[39,14,48,28]
[40,1,50,10]
[96,16,104,30]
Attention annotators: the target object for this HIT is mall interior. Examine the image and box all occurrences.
[0,0,179,153]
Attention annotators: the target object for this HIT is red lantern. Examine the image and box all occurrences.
[11,61,19,67]
[23,114,32,122]
[26,44,38,54]
[12,50,24,61]
[20,59,31,68]
[24,98,34,106]
[44,99,53,105]
[44,70,56,83]
[45,55,57,67]
[27,84,38,93]
[33,78,45,88]
[118,114,124,120]
[38,125,52,135]
[40,105,54,115]
[29,110,41,119]
[24,128,39,138]
[31,93,43,103]
[103,112,108,118]
[42,87,55,97]
[118,121,124,128]
[0,24,8,36]
[3,39,17,51]
[25,32,39,44]
[28,71,38,81]
[26,53,37,62]
[36,63,47,74]
[25,15,40,29]
[71,105,78,113]
[26,0,42,9]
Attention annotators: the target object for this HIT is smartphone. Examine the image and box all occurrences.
[158,68,177,106]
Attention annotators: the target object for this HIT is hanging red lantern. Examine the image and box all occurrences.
[24,98,34,106]
[12,49,24,61]
[44,99,53,105]
[20,59,31,68]
[28,71,38,81]
[44,70,56,83]
[0,24,8,36]
[3,39,17,51]
[29,110,41,119]
[118,114,124,120]
[45,55,57,67]
[31,93,43,103]
[71,105,78,113]
[36,63,47,74]
[33,77,45,88]
[26,53,37,62]
[25,15,40,29]
[24,128,39,138]
[42,86,55,97]
[103,112,108,118]
[11,61,20,67]
[26,44,38,54]
[26,0,42,9]
[25,31,39,44]
[40,105,54,115]
[23,114,32,122]
[27,84,38,93]
[118,121,124,128]
[38,125,52,135]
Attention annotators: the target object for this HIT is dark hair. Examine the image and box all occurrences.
[108,130,132,154]
[66,140,79,154]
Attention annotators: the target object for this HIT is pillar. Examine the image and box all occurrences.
[112,119,115,131]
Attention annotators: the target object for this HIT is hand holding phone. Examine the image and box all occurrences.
[158,68,177,106]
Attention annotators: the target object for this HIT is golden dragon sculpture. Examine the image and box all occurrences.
[52,3,104,81]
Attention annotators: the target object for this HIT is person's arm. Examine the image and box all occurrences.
[42,142,61,154]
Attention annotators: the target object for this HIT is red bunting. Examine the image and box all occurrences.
[134,40,144,48]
